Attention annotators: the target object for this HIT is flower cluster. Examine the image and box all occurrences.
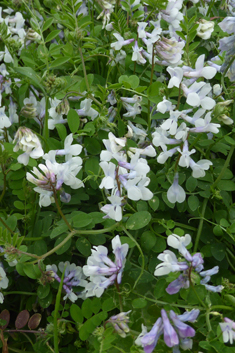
[46,261,87,302]
[26,133,83,206]
[155,233,223,294]
[99,132,155,221]
[83,235,129,297]
[219,15,235,81]
[136,308,200,353]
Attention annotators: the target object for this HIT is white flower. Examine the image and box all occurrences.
[99,161,116,189]
[101,194,123,221]
[167,234,191,250]
[167,67,184,88]
[183,54,217,79]
[182,82,215,110]
[167,173,186,204]
[189,159,213,178]
[154,250,188,276]
[177,140,196,168]
[0,266,9,289]
[157,97,176,113]
[132,41,146,65]
[0,106,11,128]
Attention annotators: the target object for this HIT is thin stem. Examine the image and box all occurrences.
[39,231,74,259]
[43,95,49,150]
[0,164,7,203]
[210,305,234,311]
[0,217,14,235]
[54,265,66,353]
[135,292,204,310]
[53,190,73,232]
[193,198,208,253]
[121,226,145,290]
[115,280,123,312]
[206,310,212,332]
[3,291,37,296]
[211,145,235,189]
[79,47,90,92]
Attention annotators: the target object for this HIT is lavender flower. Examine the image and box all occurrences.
[83,235,129,297]
[136,309,199,353]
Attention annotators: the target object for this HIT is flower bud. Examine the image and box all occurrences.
[20,103,37,119]
[26,28,41,41]
[196,19,214,40]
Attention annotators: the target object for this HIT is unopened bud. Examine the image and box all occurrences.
[56,99,70,115]
[26,28,41,41]
[20,103,37,119]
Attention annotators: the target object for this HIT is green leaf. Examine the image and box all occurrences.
[37,284,50,299]
[76,237,91,256]
[38,291,53,309]
[70,304,84,324]
[49,56,71,69]
[14,67,46,94]
[211,243,226,261]
[224,135,235,145]
[54,234,72,255]
[140,231,156,250]
[186,176,197,192]
[132,298,147,308]
[23,264,41,279]
[42,17,54,32]
[217,180,235,191]
[67,109,80,133]
[50,224,68,239]
[188,195,199,212]
[82,299,93,319]
[120,236,136,248]
[102,298,116,312]
[84,137,101,155]
[152,237,166,253]
[148,196,159,211]
[55,124,67,141]
[126,211,151,230]
[147,82,164,104]
[70,212,92,228]
[45,30,61,43]
[90,298,101,314]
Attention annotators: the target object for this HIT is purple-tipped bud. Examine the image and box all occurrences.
[200,266,219,277]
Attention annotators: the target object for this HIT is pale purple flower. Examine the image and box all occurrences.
[219,17,235,34]
[111,33,134,50]
[132,41,146,64]
[220,320,235,344]
[162,309,179,347]
[140,318,163,353]
[166,274,189,294]
[154,250,188,276]
[83,235,129,297]
[183,54,217,79]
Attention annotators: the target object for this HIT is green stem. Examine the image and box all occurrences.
[115,280,123,312]
[121,226,145,290]
[39,231,74,259]
[54,265,66,353]
[0,217,14,235]
[206,310,212,332]
[43,95,49,149]
[193,198,208,253]
[3,291,37,296]
[79,47,90,92]
[211,146,235,189]
[53,190,73,232]
[0,164,7,204]
[210,305,234,311]
[135,292,204,310]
